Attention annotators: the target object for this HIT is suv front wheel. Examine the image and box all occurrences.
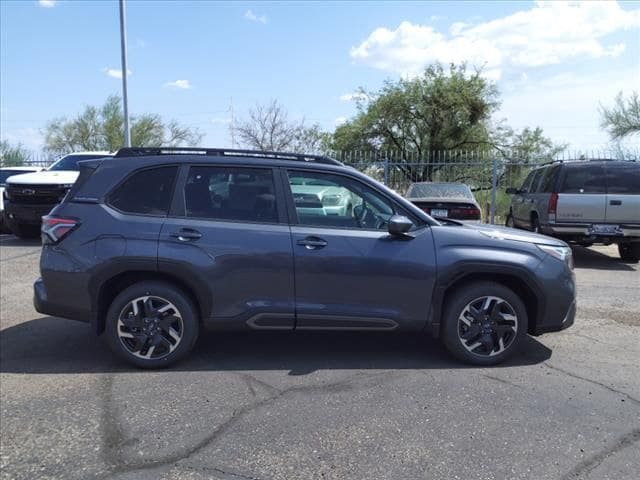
[442,281,528,366]
[105,281,199,368]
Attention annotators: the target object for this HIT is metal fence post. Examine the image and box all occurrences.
[383,158,389,186]
[490,157,498,224]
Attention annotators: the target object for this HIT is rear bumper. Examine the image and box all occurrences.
[542,222,640,242]
[34,276,92,323]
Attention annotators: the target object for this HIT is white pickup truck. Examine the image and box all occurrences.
[3,152,113,238]
[1,166,42,233]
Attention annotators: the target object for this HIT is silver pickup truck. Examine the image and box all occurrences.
[506,160,640,262]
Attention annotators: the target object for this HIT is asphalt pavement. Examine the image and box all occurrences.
[0,234,638,480]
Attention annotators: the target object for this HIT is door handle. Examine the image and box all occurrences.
[609,200,622,206]
[296,236,328,250]
[170,228,202,241]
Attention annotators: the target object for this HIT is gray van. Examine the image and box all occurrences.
[506,160,640,262]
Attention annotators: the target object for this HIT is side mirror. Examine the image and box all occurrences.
[505,187,519,195]
[388,215,413,236]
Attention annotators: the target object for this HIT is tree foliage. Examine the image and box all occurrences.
[600,91,640,140]
[44,95,203,153]
[0,141,31,167]
[232,100,329,153]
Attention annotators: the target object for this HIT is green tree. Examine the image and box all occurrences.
[44,95,203,152]
[0,141,31,167]
[329,63,500,179]
[233,100,329,153]
[600,91,640,140]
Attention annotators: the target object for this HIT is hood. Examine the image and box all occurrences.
[6,170,79,185]
[460,222,567,247]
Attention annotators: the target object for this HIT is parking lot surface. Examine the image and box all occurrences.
[1,234,639,480]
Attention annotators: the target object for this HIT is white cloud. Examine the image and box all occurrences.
[351,1,640,77]
[245,9,267,24]
[104,68,132,79]
[334,116,347,126]
[38,0,56,7]
[164,79,191,89]
[339,92,369,102]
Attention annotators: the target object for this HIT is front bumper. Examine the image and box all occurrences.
[5,201,56,225]
[533,299,576,334]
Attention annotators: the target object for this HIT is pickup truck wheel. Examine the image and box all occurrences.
[442,282,528,366]
[618,243,640,263]
[531,215,541,234]
[105,281,199,369]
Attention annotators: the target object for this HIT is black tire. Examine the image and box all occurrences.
[531,215,541,234]
[105,281,199,369]
[505,212,515,228]
[441,281,528,366]
[618,243,640,263]
[8,222,40,239]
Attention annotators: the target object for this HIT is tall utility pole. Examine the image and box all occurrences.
[229,97,235,148]
[119,0,131,147]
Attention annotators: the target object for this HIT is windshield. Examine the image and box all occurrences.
[48,154,108,171]
[407,183,474,200]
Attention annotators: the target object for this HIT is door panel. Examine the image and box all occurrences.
[291,226,436,330]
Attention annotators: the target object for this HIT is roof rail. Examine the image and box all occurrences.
[114,147,342,165]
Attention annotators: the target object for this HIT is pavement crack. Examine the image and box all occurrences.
[543,362,640,406]
[98,374,126,468]
[101,371,394,479]
[482,374,523,389]
[561,428,640,479]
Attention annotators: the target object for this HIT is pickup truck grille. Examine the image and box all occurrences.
[6,184,67,205]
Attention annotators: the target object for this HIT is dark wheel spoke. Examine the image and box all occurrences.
[461,324,482,342]
[458,295,518,357]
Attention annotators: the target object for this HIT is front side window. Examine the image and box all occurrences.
[287,170,398,230]
[520,171,536,193]
[184,166,278,223]
[108,166,177,215]
[560,165,606,194]
[529,169,545,193]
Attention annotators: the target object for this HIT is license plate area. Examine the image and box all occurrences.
[431,209,448,217]
[589,224,622,235]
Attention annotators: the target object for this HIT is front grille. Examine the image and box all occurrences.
[7,184,67,205]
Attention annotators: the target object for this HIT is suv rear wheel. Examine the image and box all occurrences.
[618,243,640,263]
[442,281,528,366]
[105,281,199,368]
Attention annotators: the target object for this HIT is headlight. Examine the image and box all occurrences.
[537,244,573,269]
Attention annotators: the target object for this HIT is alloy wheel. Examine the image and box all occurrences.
[457,296,518,357]
[117,296,184,360]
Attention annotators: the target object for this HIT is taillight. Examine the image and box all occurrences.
[41,215,79,244]
[548,193,558,215]
[449,207,481,220]
[422,207,431,214]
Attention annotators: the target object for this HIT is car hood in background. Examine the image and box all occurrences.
[6,170,79,185]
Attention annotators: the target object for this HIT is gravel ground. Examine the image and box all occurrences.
[1,234,638,480]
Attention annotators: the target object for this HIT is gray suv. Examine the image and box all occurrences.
[506,160,640,262]
[35,148,576,368]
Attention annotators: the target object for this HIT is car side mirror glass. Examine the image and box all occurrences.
[388,215,413,236]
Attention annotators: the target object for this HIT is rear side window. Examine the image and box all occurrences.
[539,166,560,193]
[108,166,177,215]
[184,166,278,223]
[606,164,640,194]
[560,165,606,194]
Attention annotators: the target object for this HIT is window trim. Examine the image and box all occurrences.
[105,164,180,218]
[282,167,423,232]
[168,164,286,225]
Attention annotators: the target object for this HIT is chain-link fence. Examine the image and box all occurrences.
[5,147,639,224]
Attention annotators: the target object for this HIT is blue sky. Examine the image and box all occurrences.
[1,0,639,152]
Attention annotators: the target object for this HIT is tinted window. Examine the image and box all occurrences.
[520,171,536,193]
[49,154,109,171]
[530,169,545,193]
[606,164,640,194]
[539,166,560,193]
[184,166,277,223]
[287,170,397,230]
[560,165,606,194]
[108,166,177,215]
